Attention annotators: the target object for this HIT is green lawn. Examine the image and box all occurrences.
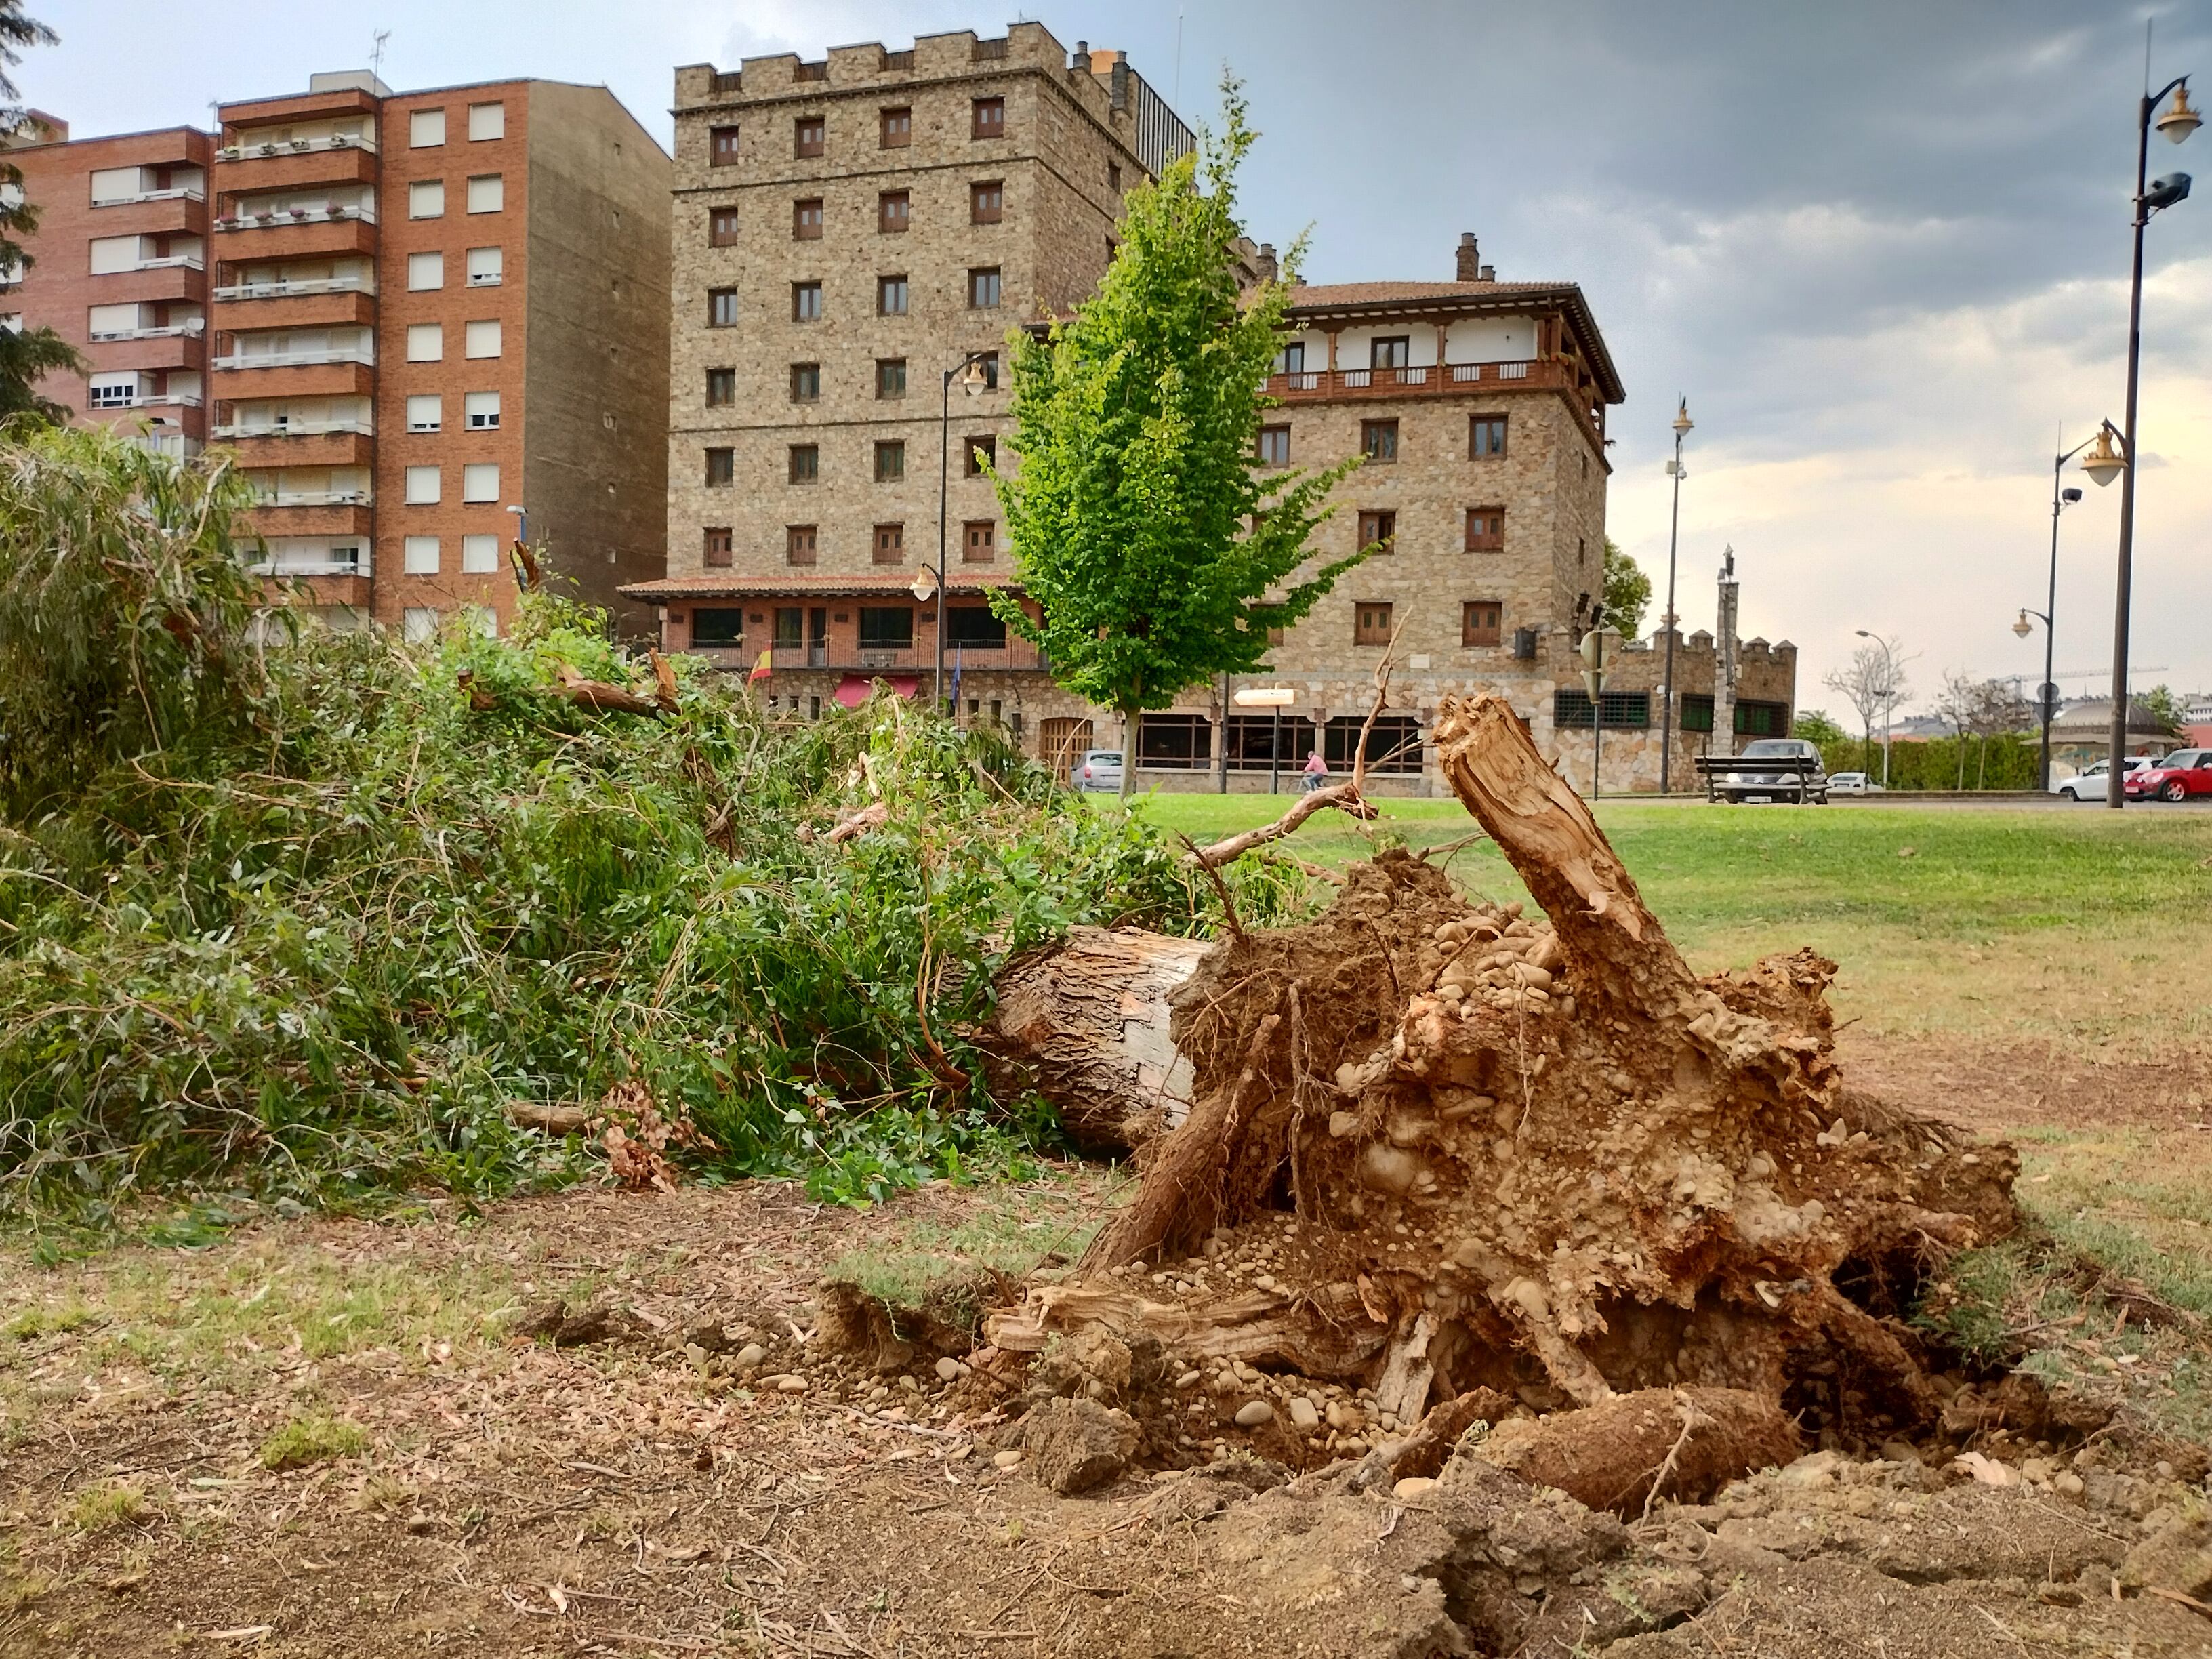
[1125,794,2212,1050]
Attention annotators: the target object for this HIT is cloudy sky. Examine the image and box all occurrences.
[23,0,2212,711]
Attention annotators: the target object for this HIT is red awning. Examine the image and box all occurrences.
[833,673,922,708]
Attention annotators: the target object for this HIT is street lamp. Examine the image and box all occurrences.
[2014,428,2102,790]
[1658,396,1693,796]
[935,350,996,714]
[2100,50,2197,807]
[1853,628,1900,789]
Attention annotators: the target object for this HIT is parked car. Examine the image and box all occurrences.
[1706,738,1828,804]
[2125,747,2212,802]
[1828,771,1883,796]
[1073,750,1125,794]
[2051,756,2151,801]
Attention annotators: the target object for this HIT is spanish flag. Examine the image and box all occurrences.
[747,648,773,683]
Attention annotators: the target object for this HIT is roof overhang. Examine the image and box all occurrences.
[1285,284,1624,405]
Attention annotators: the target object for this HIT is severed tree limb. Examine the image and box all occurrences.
[553,663,665,716]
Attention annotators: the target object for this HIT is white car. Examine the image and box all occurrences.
[1073,750,1126,793]
[2051,756,2150,802]
[1828,771,1883,796]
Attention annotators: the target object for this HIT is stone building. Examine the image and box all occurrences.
[626,23,1190,745]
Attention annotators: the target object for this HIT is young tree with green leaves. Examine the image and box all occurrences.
[991,77,1368,796]
[0,1,83,422]
[1600,539,1651,638]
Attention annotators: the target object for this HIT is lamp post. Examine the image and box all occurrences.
[2100,54,2198,806]
[2015,430,2095,790]
[1853,629,1900,789]
[935,350,996,714]
[1658,397,1692,795]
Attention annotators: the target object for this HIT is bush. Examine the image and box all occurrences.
[0,428,1303,1214]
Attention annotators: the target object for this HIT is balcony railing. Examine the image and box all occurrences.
[93,187,206,207]
[1271,361,1539,397]
[126,255,205,272]
[251,551,371,578]
[211,344,374,370]
[211,417,372,439]
[88,320,207,342]
[251,489,371,508]
[91,392,204,410]
[213,274,375,300]
[218,134,375,161]
[213,204,376,232]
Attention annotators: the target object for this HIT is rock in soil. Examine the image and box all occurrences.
[1020,1397,1139,1495]
[1471,1386,1801,1516]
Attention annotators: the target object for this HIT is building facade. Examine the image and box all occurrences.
[2,117,213,459]
[629,24,1190,734]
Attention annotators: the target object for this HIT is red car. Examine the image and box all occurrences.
[2125,747,2212,801]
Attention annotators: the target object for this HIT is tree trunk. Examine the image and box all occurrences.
[1119,701,1138,800]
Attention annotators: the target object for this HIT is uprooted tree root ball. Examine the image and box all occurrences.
[964,693,2029,1507]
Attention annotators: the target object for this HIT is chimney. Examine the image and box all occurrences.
[1478,264,1495,281]
[1456,232,1481,282]
[1254,241,1278,283]
[1073,41,1088,70]
[1111,51,1130,111]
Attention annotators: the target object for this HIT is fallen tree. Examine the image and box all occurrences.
[981,692,2019,1464]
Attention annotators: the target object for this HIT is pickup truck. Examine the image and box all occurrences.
[1694,738,1828,804]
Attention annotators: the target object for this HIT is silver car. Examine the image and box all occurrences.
[1073,749,1126,793]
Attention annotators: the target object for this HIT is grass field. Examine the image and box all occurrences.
[1128,794,2212,1052]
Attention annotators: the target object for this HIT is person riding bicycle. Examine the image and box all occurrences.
[1300,750,1329,794]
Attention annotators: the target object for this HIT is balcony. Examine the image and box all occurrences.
[211,285,374,333]
[239,499,373,537]
[211,344,372,371]
[218,133,376,162]
[214,203,375,232]
[214,424,373,469]
[90,391,204,412]
[213,140,378,195]
[209,355,373,401]
[212,211,376,264]
[253,488,371,508]
[85,194,206,239]
[87,264,205,305]
[211,274,373,301]
[87,320,205,342]
[85,333,205,375]
[94,186,206,207]
[1266,360,1543,400]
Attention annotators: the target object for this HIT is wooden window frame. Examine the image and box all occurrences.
[1469,414,1508,458]
[1370,335,1411,369]
[708,287,739,327]
[875,357,907,398]
[708,206,739,246]
[873,522,905,565]
[874,439,906,483]
[964,434,995,478]
[878,190,909,233]
[962,519,996,563]
[1465,506,1504,552]
[702,525,733,568]
[785,524,818,565]
[710,125,739,166]
[1361,419,1398,463]
[790,362,820,403]
[794,116,825,158]
[787,444,819,484]
[792,281,823,321]
[968,266,1002,309]
[1256,425,1290,466]
[970,180,1004,224]
[792,197,823,239]
[1354,602,1395,646]
[1461,600,1502,647]
[704,447,734,487]
[704,367,735,407]
[879,106,912,148]
[1357,510,1396,552]
[971,96,1004,139]
[877,274,908,316]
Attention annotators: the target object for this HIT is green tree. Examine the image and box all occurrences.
[1601,539,1651,638]
[0,1,83,422]
[2142,682,2182,734]
[1790,708,1847,749]
[991,77,1368,795]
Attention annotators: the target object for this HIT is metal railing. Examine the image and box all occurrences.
[87,320,205,341]
[251,551,371,578]
[127,255,205,271]
[92,186,205,207]
[211,418,372,439]
[213,274,374,300]
[251,489,371,508]
[213,204,376,231]
[211,344,374,370]
[218,134,375,161]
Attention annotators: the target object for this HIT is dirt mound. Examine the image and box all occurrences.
[979,694,2024,1500]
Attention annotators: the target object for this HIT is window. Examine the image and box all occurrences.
[876,357,907,398]
[703,526,733,568]
[880,106,912,148]
[962,520,995,562]
[709,287,739,326]
[464,319,501,359]
[965,435,995,477]
[705,368,735,406]
[409,108,446,148]
[691,607,743,646]
[790,362,820,401]
[1355,601,1393,644]
[467,101,505,141]
[794,116,824,157]
[1224,714,1318,771]
[1137,714,1212,770]
[972,97,1004,138]
[462,462,499,504]
[792,281,823,321]
[1357,510,1396,552]
[872,522,904,564]
[407,250,443,291]
[877,274,907,316]
[466,174,504,214]
[1326,714,1422,774]
[1470,415,1507,457]
[1361,419,1399,462]
[404,322,441,362]
[970,180,1003,223]
[945,606,1005,649]
[1461,601,1502,647]
[705,447,734,486]
[1465,507,1504,552]
[403,607,440,642]
[462,533,499,573]
[406,394,442,432]
[977,351,1000,388]
[710,125,740,165]
[858,607,914,649]
[786,524,817,565]
[876,190,909,234]
[1370,336,1410,369]
[789,445,819,483]
[1735,700,1788,737]
[968,266,1001,308]
[407,468,445,506]
[1108,161,1122,192]
[403,535,441,573]
[464,390,499,430]
[773,607,804,648]
[409,179,445,218]
[1679,695,1715,733]
[710,207,740,246]
[466,245,502,285]
[1554,690,1652,731]
[874,440,905,482]
[793,197,823,239]
[1275,342,1305,374]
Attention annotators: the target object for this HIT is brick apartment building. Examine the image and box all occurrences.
[629,20,1796,792]
[2,116,213,459]
[6,72,672,638]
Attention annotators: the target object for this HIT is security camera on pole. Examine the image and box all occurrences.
[1578,608,1607,799]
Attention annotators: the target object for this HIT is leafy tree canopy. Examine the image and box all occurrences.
[0,1,83,422]
[1601,539,1651,638]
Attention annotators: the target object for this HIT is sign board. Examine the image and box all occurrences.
[1233,687,1296,708]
